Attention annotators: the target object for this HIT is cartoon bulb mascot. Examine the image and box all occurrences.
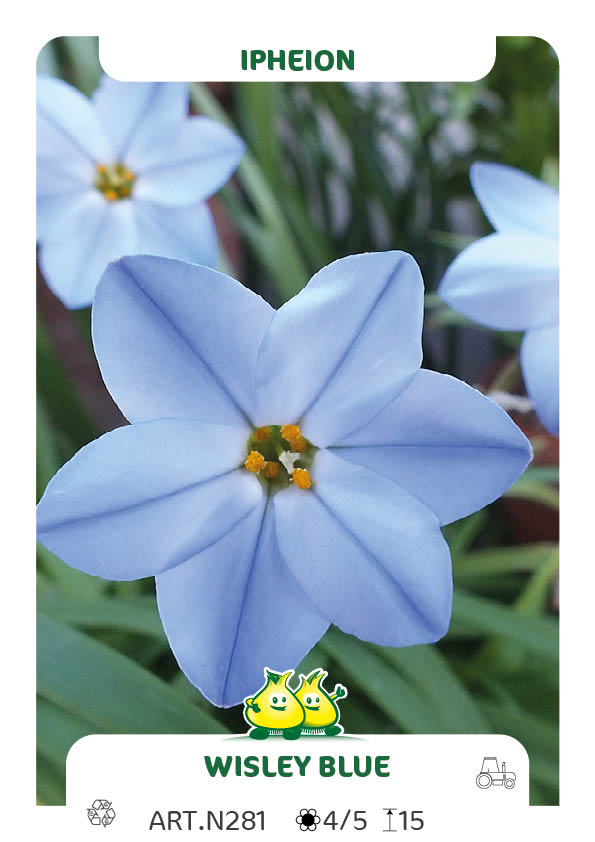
[294,669,347,736]
[243,669,304,740]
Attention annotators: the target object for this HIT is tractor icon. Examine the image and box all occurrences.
[476,757,516,790]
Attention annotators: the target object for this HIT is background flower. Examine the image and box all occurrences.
[37,74,245,308]
[37,252,531,707]
[438,163,559,435]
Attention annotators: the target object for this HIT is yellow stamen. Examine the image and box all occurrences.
[253,426,270,442]
[281,424,302,442]
[95,162,136,201]
[245,451,265,473]
[291,435,307,452]
[263,460,279,478]
[293,468,312,490]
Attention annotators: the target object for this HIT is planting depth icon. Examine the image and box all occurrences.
[476,757,516,789]
[243,668,347,739]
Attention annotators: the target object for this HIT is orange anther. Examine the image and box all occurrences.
[281,424,302,442]
[253,426,270,442]
[264,461,279,478]
[293,468,312,490]
[245,451,265,473]
[291,435,307,452]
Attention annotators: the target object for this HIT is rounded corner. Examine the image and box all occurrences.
[36,35,62,73]
[65,733,103,768]
[523,35,560,67]
[96,39,124,84]
[494,733,531,768]
[468,39,497,84]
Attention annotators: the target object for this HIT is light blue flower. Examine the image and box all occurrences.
[37,251,531,706]
[37,75,244,308]
[438,163,559,434]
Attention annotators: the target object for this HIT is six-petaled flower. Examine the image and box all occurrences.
[438,163,559,435]
[37,74,245,308]
[36,251,532,706]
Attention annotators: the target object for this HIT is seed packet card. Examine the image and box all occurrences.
[17,8,578,838]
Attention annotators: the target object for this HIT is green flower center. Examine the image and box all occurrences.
[244,425,317,490]
[94,162,136,201]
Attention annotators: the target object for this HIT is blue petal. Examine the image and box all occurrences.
[132,200,218,268]
[37,131,96,241]
[333,369,532,526]
[37,153,92,201]
[274,450,452,647]
[471,162,558,238]
[91,76,188,161]
[156,500,329,707]
[92,256,274,425]
[37,163,91,241]
[439,232,558,330]
[38,193,136,309]
[37,419,262,580]
[521,324,559,435]
[254,252,423,447]
[132,117,245,205]
[37,75,112,165]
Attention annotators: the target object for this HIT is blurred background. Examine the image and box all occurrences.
[37,36,559,805]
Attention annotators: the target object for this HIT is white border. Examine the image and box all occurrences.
[4,0,592,836]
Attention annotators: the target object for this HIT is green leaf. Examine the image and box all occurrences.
[505,477,559,509]
[38,593,165,639]
[37,317,98,454]
[471,547,558,671]
[37,397,62,498]
[453,543,558,579]
[514,547,559,615]
[450,590,558,659]
[49,35,101,96]
[446,510,488,558]
[37,753,66,806]
[237,83,283,190]
[429,230,476,250]
[61,36,101,96]
[521,466,559,484]
[37,614,226,734]
[319,631,446,733]
[189,82,308,301]
[377,645,490,733]
[480,701,558,793]
[37,696,102,769]
[529,779,557,807]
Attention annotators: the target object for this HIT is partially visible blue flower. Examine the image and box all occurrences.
[37,75,244,308]
[438,163,559,434]
[37,251,531,706]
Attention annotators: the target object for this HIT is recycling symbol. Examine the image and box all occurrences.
[87,799,116,826]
